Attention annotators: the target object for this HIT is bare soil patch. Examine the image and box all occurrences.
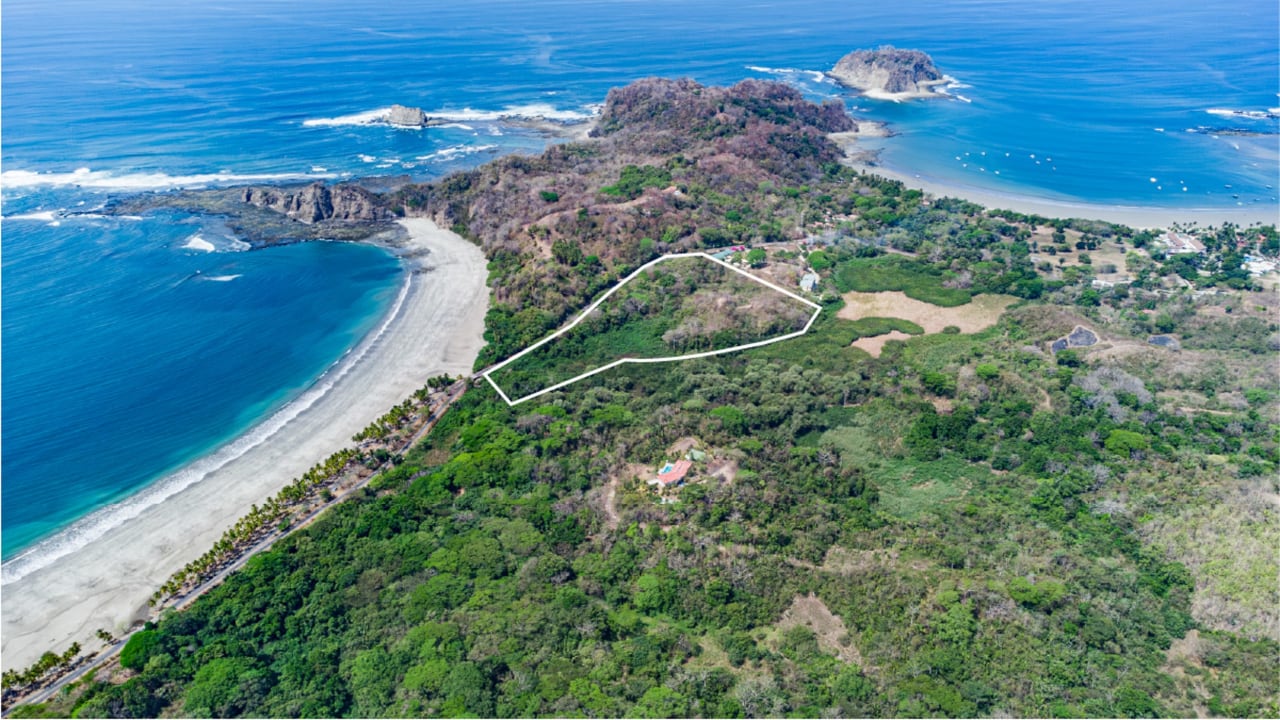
[776,593,867,669]
[851,330,913,357]
[838,291,1017,335]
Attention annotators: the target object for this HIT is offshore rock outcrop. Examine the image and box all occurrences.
[385,104,431,127]
[828,46,948,99]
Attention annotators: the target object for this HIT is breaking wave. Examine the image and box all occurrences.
[1,167,334,190]
[303,102,599,128]
[1,272,414,585]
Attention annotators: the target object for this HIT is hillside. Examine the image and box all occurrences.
[17,78,1279,719]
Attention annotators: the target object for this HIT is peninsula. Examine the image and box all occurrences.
[8,76,1278,719]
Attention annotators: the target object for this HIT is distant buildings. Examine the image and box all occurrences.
[1158,231,1205,255]
[1242,255,1278,277]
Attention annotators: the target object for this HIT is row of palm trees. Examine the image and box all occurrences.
[1,642,81,692]
[151,379,454,605]
[150,447,363,606]
[352,398,417,443]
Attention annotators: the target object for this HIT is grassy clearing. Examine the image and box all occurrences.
[833,256,974,306]
[489,256,814,399]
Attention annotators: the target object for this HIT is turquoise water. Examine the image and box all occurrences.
[2,0,1277,564]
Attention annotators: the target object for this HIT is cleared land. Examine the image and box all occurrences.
[487,254,817,402]
[838,290,1018,356]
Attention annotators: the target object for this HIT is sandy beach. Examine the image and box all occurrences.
[830,135,1279,229]
[1,218,489,671]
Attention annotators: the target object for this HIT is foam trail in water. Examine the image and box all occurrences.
[303,103,598,128]
[1,167,334,190]
[3,209,61,222]
[1,271,414,585]
[302,107,394,127]
[416,144,499,162]
[183,234,216,252]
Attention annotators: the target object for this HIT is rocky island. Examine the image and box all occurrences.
[828,46,950,100]
[333,103,596,138]
[385,104,434,127]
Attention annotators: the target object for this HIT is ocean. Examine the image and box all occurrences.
[3,0,1277,563]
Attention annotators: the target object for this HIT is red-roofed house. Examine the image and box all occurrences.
[655,460,693,488]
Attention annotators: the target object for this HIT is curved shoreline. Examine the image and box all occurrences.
[867,163,1280,228]
[0,218,490,671]
[830,132,1279,228]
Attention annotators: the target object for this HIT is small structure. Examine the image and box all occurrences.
[1242,256,1278,277]
[800,272,820,292]
[685,448,707,462]
[1159,231,1205,255]
[655,459,693,488]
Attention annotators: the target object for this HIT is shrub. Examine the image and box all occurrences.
[119,630,160,671]
[1104,429,1149,456]
[540,190,560,202]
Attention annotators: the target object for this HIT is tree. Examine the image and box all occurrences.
[746,248,767,267]
[1104,429,1148,457]
[119,629,160,671]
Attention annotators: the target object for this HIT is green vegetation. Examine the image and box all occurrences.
[51,290,1278,717]
[600,164,672,200]
[844,316,924,338]
[24,77,1278,718]
[832,256,973,306]
[488,256,813,399]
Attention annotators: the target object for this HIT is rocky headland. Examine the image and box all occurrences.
[104,181,400,246]
[828,46,949,100]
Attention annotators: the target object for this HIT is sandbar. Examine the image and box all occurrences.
[1,218,489,671]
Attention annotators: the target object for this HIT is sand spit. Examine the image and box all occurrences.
[1,218,489,671]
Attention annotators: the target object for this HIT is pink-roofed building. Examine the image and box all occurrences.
[656,460,693,487]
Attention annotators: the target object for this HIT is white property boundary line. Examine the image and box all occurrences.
[483,252,823,406]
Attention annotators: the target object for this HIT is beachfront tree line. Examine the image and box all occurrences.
[150,447,362,606]
[352,375,456,444]
[1,644,80,693]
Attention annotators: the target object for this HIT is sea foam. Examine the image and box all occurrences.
[1,167,334,191]
[303,103,598,128]
[183,234,217,252]
[416,144,499,162]
[1,272,414,585]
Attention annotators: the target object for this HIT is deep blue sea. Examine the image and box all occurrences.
[3,0,1277,564]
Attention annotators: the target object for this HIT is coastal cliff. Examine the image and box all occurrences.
[105,181,398,246]
[828,46,947,100]
[240,182,391,224]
